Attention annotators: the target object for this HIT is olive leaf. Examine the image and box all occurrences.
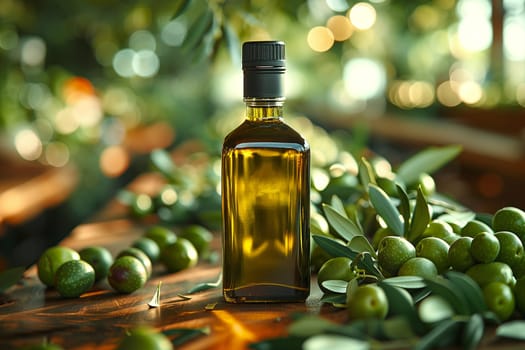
[418,295,455,323]
[249,336,306,350]
[496,321,525,340]
[302,334,370,350]
[321,280,348,294]
[288,315,338,337]
[462,314,484,350]
[381,276,426,289]
[181,4,214,53]
[368,184,404,236]
[222,22,240,66]
[187,273,222,294]
[150,149,178,182]
[358,157,376,188]
[322,204,363,241]
[396,145,462,186]
[413,318,464,350]
[378,282,423,334]
[320,293,347,305]
[0,266,24,293]
[396,184,411,236]
[445,271,487,314]
[171,0,191,19]
[164,326,211,346]
[312,234,357,260]
[407,187,431,243]
[423,277,470,315]
[348,236,376,258]
[329,195,348,218]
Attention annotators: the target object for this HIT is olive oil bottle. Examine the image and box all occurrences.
[221,41,310,303]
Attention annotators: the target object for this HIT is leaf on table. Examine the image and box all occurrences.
[288,315,338,337]
[204,302,217,311]
[303,334,370,350]
[147,281,162,308]
[423,277,470,315]
[418,295,455,323]
[0,266,25,293]
[396,145,462,186]
[368,184,404,236]
[496,321,525,340]
[187,273,222,294]
[249,336,306,350]
[164,326,211,346]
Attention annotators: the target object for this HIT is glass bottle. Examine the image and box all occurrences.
[221,41,310,303]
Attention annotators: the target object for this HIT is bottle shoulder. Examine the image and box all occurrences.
[223,119,309,150]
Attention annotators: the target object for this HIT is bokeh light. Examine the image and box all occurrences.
[15,129,42,161]
[348,3,377,31]
[161,19,187,47]
[20,36,46,67]
[307,26,334,52]
[45,142,70,167]
[326,15,353,41]
[343,58,386,100]
[99,145,130,178]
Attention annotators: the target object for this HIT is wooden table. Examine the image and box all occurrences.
[1,175,524,350]
[0,214,346,350]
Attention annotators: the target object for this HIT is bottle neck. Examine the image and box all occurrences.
[245,98,284,121]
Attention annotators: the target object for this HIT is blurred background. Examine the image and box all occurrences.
[1,0,524,269]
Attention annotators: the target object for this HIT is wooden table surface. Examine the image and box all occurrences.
[1,174,524,350]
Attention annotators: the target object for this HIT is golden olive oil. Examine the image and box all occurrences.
[222,110,310,302]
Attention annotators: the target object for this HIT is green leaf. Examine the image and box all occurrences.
[150,149,177,181]
[320,293,347,305]
[418,295,455,323]
[312,234,357,259]
[496,321,525,340]
[164,326,210,346]
[423,277,470,315]
[186,273,222,294]
[348,236,376,258]
[379,282,424,334]
[382,276,426,289]
[358,157,376,188]
[322,204,363,241]
[171,0,191,19]
[396,145,462,186]
[222,22,240,67]
[407,187,430,242]
[413,318,464,350]
[288,315,337,337]
[330,195,348,218]
[462,314,484,350]
[436,210,476,228]
[182,7,214,52]
[352,252,383,278]
[396,184,411,236]
[0,266,24,293]
[368,184,404,236]
[249,336,306,350]
[445,271,487,314]
[321,280,348,294]
[303,335,370,350]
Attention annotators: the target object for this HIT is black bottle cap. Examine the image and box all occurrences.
[242,41,285,98]
[242,41,285,68]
